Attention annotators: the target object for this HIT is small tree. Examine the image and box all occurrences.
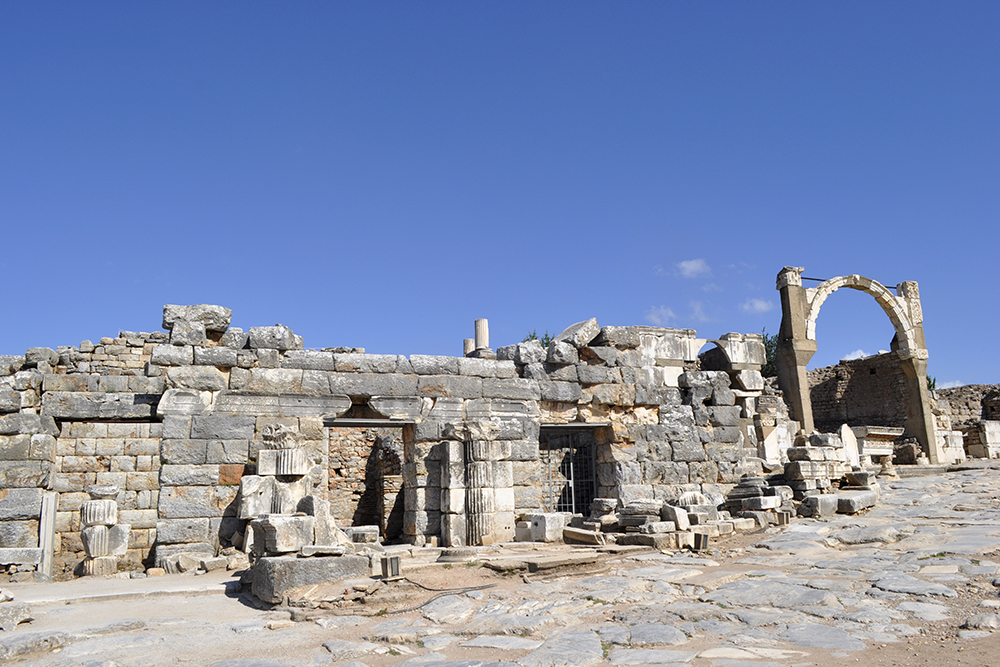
[761,327,778,378]
[523,329,554,347]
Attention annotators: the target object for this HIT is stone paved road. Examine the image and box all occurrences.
[5,468,1000,666]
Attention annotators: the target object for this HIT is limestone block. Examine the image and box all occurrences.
[296,496,339,546]
[660,503,691,530]
[160,464,219,486]
[0,390,21,413]
[328,373,418,397]
[0,434,30,461]
[495,487,515,513]
[369,396,424,420]
[441,487,466,514]
[409,355,459,375]
[152,542,214,569]
[221,328,249,349]
[345,525,380,543]
[252,554,370,604]
[742,495,781,510]
[81,525,109,558]
[156,518,210,544]
[639,521,676,534]
[151,344,194,366]
[734,370,765,391]
[0,520,38,548]
[564,526,609,545]
[252,515,315,554]
[481,378,540,401]
[0,488,44,521]
[0,547,41,565]
[799,494,838,518]
[156,389,209,417]
[82,555,118,576]
[163,304,233,333]
[193,346,238,368]
[547,340,578,365]
[555,318,601,349]
[191,415,256,440]
[837,490,878,514]
[538,381,582,403]
[170,319,207,346]
[441,514,466,547]
[157,485,239,519]
[707,406,741,427]
[418,375,483,399]
[248,325,297,351]
[530,513,569,542]
[80,500,117,527]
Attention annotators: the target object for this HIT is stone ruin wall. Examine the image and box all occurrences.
[0,305,784,579]
[807,353,911,434]
[933,384,1000,429]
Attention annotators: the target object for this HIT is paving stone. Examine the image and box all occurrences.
[462,636,544,650]
[626,622,688,645]
[422,594,478,625]
[700,580,839,609]
[519,630,604,667]
[607,648,699,665]
[778,622,865,651]
[869,572,958,598]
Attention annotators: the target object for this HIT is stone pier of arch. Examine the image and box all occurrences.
[774,266,943,464]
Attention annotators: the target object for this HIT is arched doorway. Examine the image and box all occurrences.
[774,267,940,463]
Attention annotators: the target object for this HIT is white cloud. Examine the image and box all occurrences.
[741,298,774,314]
[690,301,712,322]
[645,305,676,326]
[842,349,868,361]
[677,259,710,278]
[701,283,724,292]
[938,380,965,389]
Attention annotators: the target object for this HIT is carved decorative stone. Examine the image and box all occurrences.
[81,525,109,558]
[80,500,117,527]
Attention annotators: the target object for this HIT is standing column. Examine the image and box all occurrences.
[465,437,496,546]
[775,267,817,432]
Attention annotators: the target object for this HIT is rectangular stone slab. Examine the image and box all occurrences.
[252,554,370,604]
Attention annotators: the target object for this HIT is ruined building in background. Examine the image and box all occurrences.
[0,267,990,581]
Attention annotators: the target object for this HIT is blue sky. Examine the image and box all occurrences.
[1,3,997,386]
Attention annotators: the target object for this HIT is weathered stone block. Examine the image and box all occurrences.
[221,327,249,349]
[161,439,208,464]
[166,366,228,391]
[163,305,232,333]
[547,340,578,365]
[0,488,43,521]
[206,440,249,464]
[837,489,878,514]
[252,554,370,604]
[482,378,540,401]
[193,347,238,368]
[328,373,418,397]
[258,448,308,476]
[82,524,109,557]
[191,416,256,440]
[369,396,425,420]
[248,325,297,351]
[799,494,839,517]
[556,318,601,348]
[279,350,336,371]
[160,464,219,486]
[0,434,30,461]
[0,390,20,414]
[417,376,483,399]
[707,406,741,427]
[158,485,238,519]
[538,381,582,403]
[0,520,38,548]
[156,517,210,544]
[82,555,118,576]
[151,344,194,366]
[410,355,459,375]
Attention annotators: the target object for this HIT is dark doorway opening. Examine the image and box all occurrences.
[539,427,598,514]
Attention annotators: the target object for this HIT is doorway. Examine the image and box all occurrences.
[540,427,597,514]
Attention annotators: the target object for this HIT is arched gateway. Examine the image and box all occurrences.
[774,267,942,464]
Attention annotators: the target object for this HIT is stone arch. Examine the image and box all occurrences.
[804,275,917,355]
[774,266,940,463]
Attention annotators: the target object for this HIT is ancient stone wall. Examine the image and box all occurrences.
[807,353,910,433]
[934,384,1000,429]
[1,306,781,578]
